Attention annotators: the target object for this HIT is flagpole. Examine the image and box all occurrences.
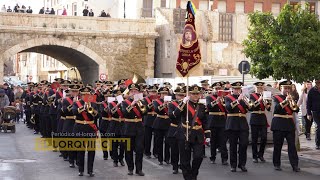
[186,75,189,142]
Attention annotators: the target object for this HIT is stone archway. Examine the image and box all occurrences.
[0,38,107,84]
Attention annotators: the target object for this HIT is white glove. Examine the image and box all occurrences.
[205,138,210,143]
[183,96,190,104]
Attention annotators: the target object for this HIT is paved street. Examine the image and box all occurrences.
[0,123,320,180]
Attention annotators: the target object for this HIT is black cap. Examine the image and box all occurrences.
[95,80,103,84]
[79,87,92,94]
[104,81,114,86]
[174,86,187,95]
[147,85,158,92]
[189,85,201,93]
[211,82,222,88]
[253,82,265,87]
[118,79,126,85]
[54,78,64,83]
[279,80,292,87]
[177,83,185,87]
[61,80,71,86]
[128,83,139,91]
[40,80,48,84]
[70,85,81,91]
[200,80,209,85]
[231,82,243,88]
[158,87,169,94]
[102,89,113,97]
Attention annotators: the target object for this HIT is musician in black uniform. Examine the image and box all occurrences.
[225,82,250,172]
[142,85,158,159]
[121,83,147,176]
[22,82,34,128]
[38,80,48,138]
[249,82,271,163]
[206,82,228,165]
[271,80,300,172]
[108,89,125,167]
[30,84,42,134]
[173,85,210,180]
[72,86,99,177]
[99,89,112,160]
[153,87,171,165]
[168,86,186,174]
[62,85,80,168]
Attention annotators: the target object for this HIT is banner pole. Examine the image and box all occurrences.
[186,75,189,142]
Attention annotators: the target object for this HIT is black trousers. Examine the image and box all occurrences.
[33,114,40,132]
[125,134,144,172]
[39,113,46,136]
[25,110,31,126]
[273,130,299,168]
[312,111,320,146]
[100,131,109,159]
[154,129,170,163]
[50,114,58,147]
[111,136,124,163]
[167,137,179,170]
[228,130,249,168]
[303,115,313,135]
[210,127,228,162]
[77,150,95,173]
[178,140,203,180]
[144,126,156,156]
[251,125,267,159]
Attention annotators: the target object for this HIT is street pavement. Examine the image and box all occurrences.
[0,123,320,180]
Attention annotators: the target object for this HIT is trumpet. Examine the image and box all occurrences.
[30,114,36,124]
[242,94,254,108]
[287,93,298,111]
[136,100,146,113]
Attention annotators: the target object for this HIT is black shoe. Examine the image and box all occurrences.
[128,170,133,175]
[113,162,118,167]
[316,146,320,150]
[253,158,258,163]
[165,160,171,164]
[222,159,228,165]
[293,166,300,172]
[119,160,125,166]
[231,167,236,172]
[210,159,216,164]
[173,169,178,174]
[103,157,108,160]
[136,171,145,176]
[258,157,266,162]
[78,172,84,176]
[69,163,75,168]
[159,162,163,165]
[146,155,151,159]
[153,154,158,158]
[88,172,95,177]
[238,166,248,172]
[59,154,63,157]
[306,134,311,141]
[274,166,282,171]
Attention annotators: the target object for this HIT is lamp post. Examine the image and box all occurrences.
[124,0,126,18]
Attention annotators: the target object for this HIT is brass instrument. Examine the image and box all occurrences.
[242,94,254,108]
[30,114,36,124]
[287,93,298,111]
[136,100,146,113]
[86,102,96,115]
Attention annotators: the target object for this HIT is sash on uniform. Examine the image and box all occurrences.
[145,97,155,111]
[66,97,73,105]
[102,101,112,118]
[274,95,293,115]
[209,95,225,112]
[125,100,142,119]
[187,103,202,125]
[227,95,246,114]
[251,93,265,111]
[110,101,124,118]
[155,99,168,114]
[172,101,178,107]
[75,101,98,136]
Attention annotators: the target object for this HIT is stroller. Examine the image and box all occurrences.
[1,106,17,133]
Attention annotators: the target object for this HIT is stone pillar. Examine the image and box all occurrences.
[0,55,4,84]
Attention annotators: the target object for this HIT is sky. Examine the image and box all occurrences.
[1,0,43,11]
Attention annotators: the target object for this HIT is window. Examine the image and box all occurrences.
[309,2,316,14]
[290,2,299,11]
[271,3,281,15]
[199,1,208,11]
[72,3,77,16]
[161,0,166,8]
[219,13,233,41]
[204,69,214,76]
[254,2,263,12]
[142,0,153,17]
[173,8,186,33]
[218,0,226,13]
[166,40,170,58]
[235,2,245,13]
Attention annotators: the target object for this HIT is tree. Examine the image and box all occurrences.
[243,4,320,83]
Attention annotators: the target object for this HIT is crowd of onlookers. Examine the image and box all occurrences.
[1,4,111,17]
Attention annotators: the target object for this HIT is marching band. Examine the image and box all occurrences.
[21,78,301,179]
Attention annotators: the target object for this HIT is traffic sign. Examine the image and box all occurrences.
[238,60,250,74]
[99,73,107,81]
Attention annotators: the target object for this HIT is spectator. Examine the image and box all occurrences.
[291,84,299,102]
[62,7,67,15]
[39,7,44,14]
[89,9,94,16]
[14,4,19,12]
[273,81,279,90]
[307,79,320,150]
[106,12,111,18]
[50,8,55,15]
[0,89,10,125]
[83,6,89,16]
[1,5,6,12]
[3,83,14,104]
[45,7,50,14]
[26,6,33,13]
[298,81,313,140]
[20,5,26,13]
[7,6,12,12]
[100,10,107,17]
